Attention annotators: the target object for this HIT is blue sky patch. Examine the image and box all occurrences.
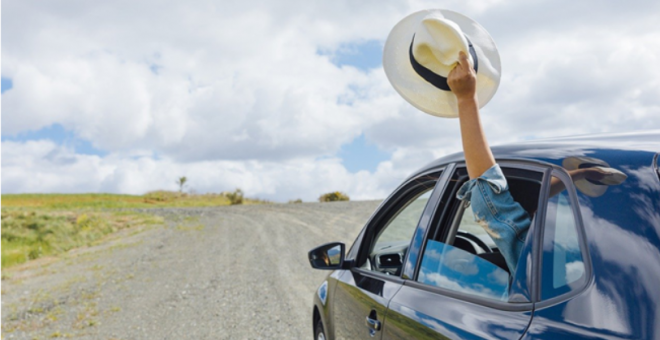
[2,123,108,157]
[320,39,383,71]
[2,77,13,93]
[150,64,162,75]
[339,134,390,173]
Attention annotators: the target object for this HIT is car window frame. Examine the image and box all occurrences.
[407,160,553,311]
[654,153,660,182]
[400,164,456,280]
[351,167,445,281]
[533,167,594,307]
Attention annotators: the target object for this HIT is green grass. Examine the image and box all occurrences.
[1,208,162,268]
[1,191,271,269]
[2,193,153,209]
[1,191,269,210]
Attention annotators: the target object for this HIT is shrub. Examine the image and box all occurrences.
[318,191,350,202]
[288,199,303,204]
[225,189,244,205]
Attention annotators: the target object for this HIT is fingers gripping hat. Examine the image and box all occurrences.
[383,9,502,118]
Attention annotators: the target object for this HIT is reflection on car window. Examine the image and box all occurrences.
[368,188,433,274]
[417,240,509,301]
[374,189,432,249]
[413,167,544,303]
[541,176,586,300]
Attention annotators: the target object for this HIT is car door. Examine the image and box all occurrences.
[382,163,547,339]
[331,168,447,339]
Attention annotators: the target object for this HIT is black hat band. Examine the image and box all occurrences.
[409,34,479,91]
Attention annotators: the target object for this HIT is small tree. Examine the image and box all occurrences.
[176,176,188,194]
[319,191,350,202]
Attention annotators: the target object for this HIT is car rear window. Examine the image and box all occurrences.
[540,174,587,300]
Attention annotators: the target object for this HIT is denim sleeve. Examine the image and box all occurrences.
[456,164,532,274]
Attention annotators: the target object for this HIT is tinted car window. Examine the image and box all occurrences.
[418,240,510,301]
[415,203,511,301]
[360,172,440,275]
[541,175,586,300]
[456,205,497,249]
[374,189,432,247]
[414,166,543,302]
[367,189,433,274]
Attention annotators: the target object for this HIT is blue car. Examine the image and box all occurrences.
[309,131,660,340]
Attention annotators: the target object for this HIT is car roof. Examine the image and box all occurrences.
[415,130,660,177]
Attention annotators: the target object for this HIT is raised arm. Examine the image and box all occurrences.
[447,51,496,179]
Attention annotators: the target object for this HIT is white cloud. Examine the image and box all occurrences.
[2,0,406,161]
[1,140,406,201]
[2,0,660,199]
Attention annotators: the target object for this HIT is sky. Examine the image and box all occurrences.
[2,0,660,202]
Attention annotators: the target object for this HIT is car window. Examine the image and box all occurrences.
[540,175,586,300]
[415,165,542,302]
[416,205,512,302]
[418,240,510,301]
[373,189,432,248]
[360,173,439,275]
[455,205,497,249]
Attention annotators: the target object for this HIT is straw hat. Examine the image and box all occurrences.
[383,9,501,118]
[562,156,628,197]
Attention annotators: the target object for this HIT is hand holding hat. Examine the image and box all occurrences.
[447,51,477,102]
[383,9,501,118]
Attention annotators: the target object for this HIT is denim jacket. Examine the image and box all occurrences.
[457,164,532,274]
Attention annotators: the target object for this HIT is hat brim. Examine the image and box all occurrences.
[383,9,502,118]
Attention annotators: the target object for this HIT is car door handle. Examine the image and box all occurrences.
[365,316,381,331]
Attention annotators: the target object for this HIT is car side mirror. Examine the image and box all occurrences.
[308,242,348,270]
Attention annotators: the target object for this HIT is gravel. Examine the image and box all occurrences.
[1,200,381,339]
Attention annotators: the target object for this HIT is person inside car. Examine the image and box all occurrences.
[447,51,611,274]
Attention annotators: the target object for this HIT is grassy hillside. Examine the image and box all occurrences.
[1,191,269,268]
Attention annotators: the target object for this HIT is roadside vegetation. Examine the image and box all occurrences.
[2,189,268,209]
[318,191,350,202]
[1,189,270,268]
[1,209,162,268]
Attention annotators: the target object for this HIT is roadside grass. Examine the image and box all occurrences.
[1,208,163,268]
[2,191,270,209]
[1,191,271,269]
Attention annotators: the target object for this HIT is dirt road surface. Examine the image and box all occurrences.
[1,201,381,339]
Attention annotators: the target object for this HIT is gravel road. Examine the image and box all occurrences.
[1,201,381,339]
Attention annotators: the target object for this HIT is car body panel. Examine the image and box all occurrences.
[384,283,533,340]
[331,269,403,339]
[313,270,343,340]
